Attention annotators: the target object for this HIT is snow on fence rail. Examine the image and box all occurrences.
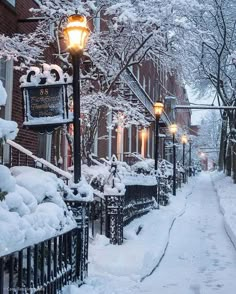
[6,139,72,180]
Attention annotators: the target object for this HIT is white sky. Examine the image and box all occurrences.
[186,85,217,125]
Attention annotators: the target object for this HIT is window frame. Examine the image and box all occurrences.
[4,0,16,7]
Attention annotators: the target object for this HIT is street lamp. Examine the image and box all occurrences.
[189,138,193,176]
[154,101,164,171]
[64,14,90,184]
[181,134,188,167]
[169,123,177,196]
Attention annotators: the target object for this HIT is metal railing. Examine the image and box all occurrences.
[89,195,105,237]
[0,140,71,183]
[0,228,81,294]
[123,184,156,224]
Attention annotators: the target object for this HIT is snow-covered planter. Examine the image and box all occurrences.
[0,165,76,256]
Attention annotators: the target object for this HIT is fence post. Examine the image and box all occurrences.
[105,195,124,245]
[64,200,89,283]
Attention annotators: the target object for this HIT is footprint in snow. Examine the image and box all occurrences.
[190,284,201,294]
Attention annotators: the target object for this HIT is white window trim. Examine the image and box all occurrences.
[93,131,98,156]
[107,111,112,159]
[128,126,132,153]
[2,60,13,164]
[136,127,139,153]
[5,0,16,7]
[4,60,13,120]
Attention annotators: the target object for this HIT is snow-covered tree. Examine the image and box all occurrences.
[195,111,221,164]
[0,0,208,163]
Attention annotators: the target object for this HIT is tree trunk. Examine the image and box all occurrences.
[232,143,236,183]
[218,120,226,171]
[225,139,231,176]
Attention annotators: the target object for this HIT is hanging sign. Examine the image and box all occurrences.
[20,64,73,131]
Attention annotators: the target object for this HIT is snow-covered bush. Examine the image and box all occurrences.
[0,165,76,256]
[131,157,173,178]
[131,159,154,175]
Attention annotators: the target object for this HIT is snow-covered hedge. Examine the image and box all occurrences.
[0,165,76,256]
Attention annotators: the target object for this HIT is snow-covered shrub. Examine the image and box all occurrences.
[82,163,110,194]
[131,159,154,174]
[131,158,173,178]
[0,165,76,256]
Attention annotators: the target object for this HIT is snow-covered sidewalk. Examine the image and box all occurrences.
[63,176,195,294]
[63,172,236,294]
[140,172,236,293]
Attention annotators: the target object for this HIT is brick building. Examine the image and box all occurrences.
[0,0,192,169]
[0,0,61,166]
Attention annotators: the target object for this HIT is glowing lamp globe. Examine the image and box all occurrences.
[181,134,188,144]
[169,123,177,135]
[64,14,90,54]
[154,101,164,117]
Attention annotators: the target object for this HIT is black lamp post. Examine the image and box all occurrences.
[63,14,90,282]
[189,138,193,177]
[181,134,188,183]
[64,14,90,184]
[169,124,177,196]
[181,134,188,167]
[154,101,164,171]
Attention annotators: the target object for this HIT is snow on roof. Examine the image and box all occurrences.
[0,165,76,256]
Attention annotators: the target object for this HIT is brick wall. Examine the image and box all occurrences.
[0,0,61,164]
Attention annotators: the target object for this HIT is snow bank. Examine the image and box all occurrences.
[0,165,76,256]
[211,171,236,248]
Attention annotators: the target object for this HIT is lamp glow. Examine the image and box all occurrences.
[154,101,164,117]
[169,123,177,135]
[64,14,90,54]
[181,134,188,144]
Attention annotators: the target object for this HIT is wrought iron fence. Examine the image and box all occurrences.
[89,196,105,237]
[123,184,156,224]
[0,228,81,294]
[89,183,157,242]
